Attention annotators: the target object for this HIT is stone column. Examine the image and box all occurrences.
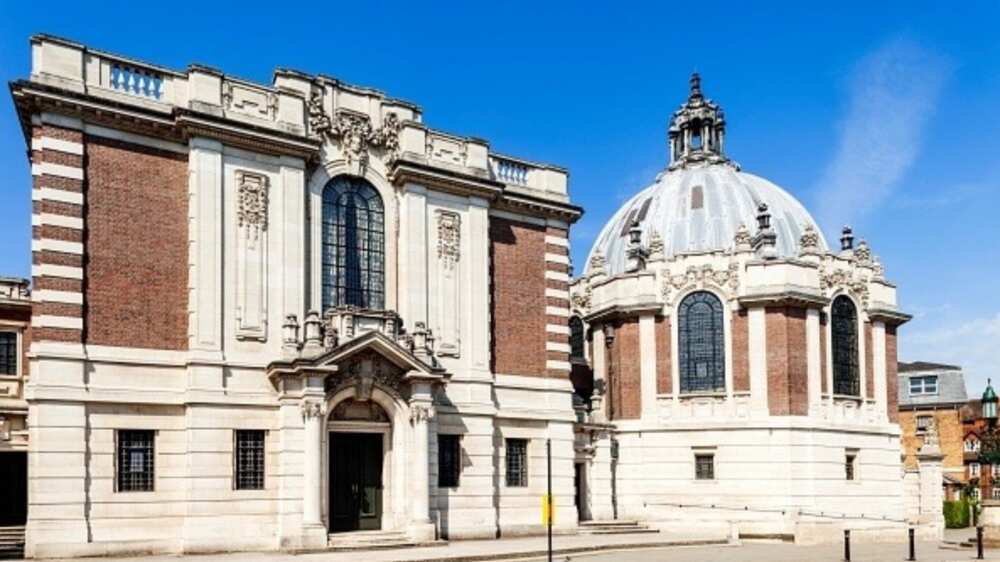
[916,423,944,541]
[300,391,327,548]
[638,314,657,423]
[409,399,436,541]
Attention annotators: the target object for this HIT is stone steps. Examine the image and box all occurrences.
[328,530,441,551]
[578,520,659,535]
[0,526,25,560]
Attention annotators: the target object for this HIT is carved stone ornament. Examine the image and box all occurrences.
[309,92,402,169]
[571,285,592,314]
[799,224,820,254]
[324,350,406,400]
[661,262,740,301]
[854,240,873,265]
[300,401,327,420]
[436,211,461,268]
[410,404,434,424]
[648,231,665,261]
[733,223,752,250]
[819,266,870,308]
[588,252,607,277]
[237,171,269,239]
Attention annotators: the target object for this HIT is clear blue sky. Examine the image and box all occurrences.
[2,2,998,396]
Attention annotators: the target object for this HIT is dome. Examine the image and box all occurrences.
[585,73,827,276]
[586,165,828,275]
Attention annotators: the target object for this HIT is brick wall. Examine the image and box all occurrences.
[886,325,899,423]
[608,320,641,420]
[765,306,809,416]
[732,310,750,392]
[865,322,874,399]
[489,217,548,377]
[899,409,965,470]
[85,135,188,350]
[655,316,671,394]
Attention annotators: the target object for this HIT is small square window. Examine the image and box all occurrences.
[117,430,155,492]
[438,435,461,488]
[845,451,858,481]
[915,415,932,434]
[234,430,265,490]
[695,454,715,480]
[505,439,528,487]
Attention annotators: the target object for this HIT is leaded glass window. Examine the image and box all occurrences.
[569,316,585,359]
[0,332,16,375]
[438,434,461,488]
[678,291,725,393]
[117,430,154,492]
[831,296,860,396]
[322,176,385,310]
[234,430,265,490]
[505,438,528,487]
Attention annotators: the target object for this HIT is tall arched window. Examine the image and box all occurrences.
[569,316,585,360]
[831,295,860,396]
[322,176,385,310]
[678,291,725,393]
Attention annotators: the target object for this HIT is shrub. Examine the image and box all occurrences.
[944,498,971,529]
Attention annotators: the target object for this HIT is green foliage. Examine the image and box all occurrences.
[944,498,972,529]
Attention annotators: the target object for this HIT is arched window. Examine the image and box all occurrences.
[569,316,585,360]
[678,291,725,393]
[322,176,385,310]
[831,295,860,396]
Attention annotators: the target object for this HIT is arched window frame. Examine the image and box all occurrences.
[569,316,586,361]
[830,294,860,396]
[677,290,726,394]
[321,176,385,311]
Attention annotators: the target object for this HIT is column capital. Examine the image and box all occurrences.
[409,402,435,424]
[300,399,327,421]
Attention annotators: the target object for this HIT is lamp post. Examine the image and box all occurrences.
[977,380,998,543]
[983,380,998,427]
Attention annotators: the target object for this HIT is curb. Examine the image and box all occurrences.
[374,539,731,562]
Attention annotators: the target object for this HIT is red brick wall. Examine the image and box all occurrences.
[608,320,641,420]
[865,322,874,399]
[765,307,809,416]
[886,325,899,423]
[490,217,547,377]
[655,316,671,394]
[85,135,189,350]
[732,310,750,392]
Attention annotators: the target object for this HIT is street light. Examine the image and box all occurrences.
[983,379,998,424]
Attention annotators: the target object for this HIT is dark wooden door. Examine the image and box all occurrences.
[329,433,383,533]
[0,452,27,526]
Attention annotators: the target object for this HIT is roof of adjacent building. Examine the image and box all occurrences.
[898,361,968,408]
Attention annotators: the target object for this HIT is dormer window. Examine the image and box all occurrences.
[909,375,938,396]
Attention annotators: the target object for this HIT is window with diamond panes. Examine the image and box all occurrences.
[0,332,16,375]
[234,430,265,490]
[321,176,385,311]
[117,430,155,492]
[831,296,860,396]
[695,453,715,480]
[438,434,461,488]
[505,439,528,487]
[678,291,726,393]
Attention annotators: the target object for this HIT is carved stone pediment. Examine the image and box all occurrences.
[324,349,406,400]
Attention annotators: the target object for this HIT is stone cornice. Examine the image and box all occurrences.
[866,307,913,326]
[583,301,662,324]
[738,287,829,309]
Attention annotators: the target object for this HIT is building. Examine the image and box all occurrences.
[958,382,1000,503]
[10,35,582,557]
[0,277,31,536]
[897,361,969,500]
[568,74,913,542]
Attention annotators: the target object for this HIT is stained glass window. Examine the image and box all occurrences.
[322,176,385,310]
[678,291,725,393]
[831,296,860,396]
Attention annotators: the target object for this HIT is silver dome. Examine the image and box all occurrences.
[586,164,828,275]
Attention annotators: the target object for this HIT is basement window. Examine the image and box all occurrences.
[234,430,266,490]
[117,430,155,492]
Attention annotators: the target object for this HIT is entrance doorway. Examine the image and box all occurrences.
[0,452,27,526]
[329,432,383,533]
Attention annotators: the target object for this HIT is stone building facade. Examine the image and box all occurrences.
[568,75,915,543]
[10,35,582,557]
[0,277,31,534]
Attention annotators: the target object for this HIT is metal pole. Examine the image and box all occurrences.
[907,527,915,561]
[843,529,851,562]
[978,525,984,560]
[547,438,553,562]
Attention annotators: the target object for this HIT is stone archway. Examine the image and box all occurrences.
[326,399,392,533]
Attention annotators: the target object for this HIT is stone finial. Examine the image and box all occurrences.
[302,310,324,357]
[756,203,771,231]
[689,71,703,100]
[752,204,777,260]
[840,225,854,251]
[282,314,300,359]
[854,239,872,265]
[588,251,607,279]
[625,219,648,273]
[648,231,665,262]
[733,223,752,251]
[872,256,885,279]
[799,224,821,255]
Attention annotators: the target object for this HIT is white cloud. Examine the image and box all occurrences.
[901,310,1000,399]
[814,38,950,236]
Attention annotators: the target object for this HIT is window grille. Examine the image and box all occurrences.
[695,454,715,480]
[0,332,16,375]
[569,316,585,359]
[437,434,461,488]
[322,176,385,311]
[505,439,528,487]
[909,376,938,396]
[845,452,857,481]
[831,296,860,396]
[117,430,155,492]
[235,430,265,490]
[678,291,726,393]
